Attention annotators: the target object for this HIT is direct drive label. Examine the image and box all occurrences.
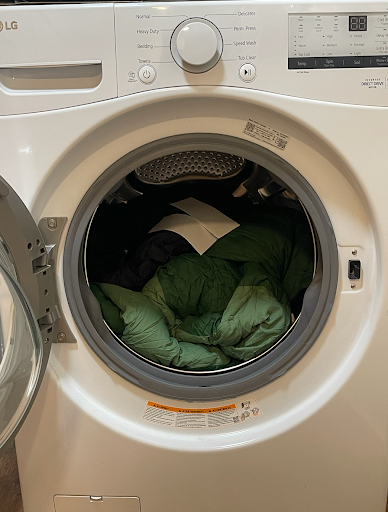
[243,119,290,151]
[142,397,262,428]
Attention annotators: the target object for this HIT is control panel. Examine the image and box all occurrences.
[114,2,388,107]
[2,2,388,114]
[115,2,260,97]
[289,13,388,69]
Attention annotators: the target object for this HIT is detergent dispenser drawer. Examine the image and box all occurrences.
[0,4,117,115]
[54,496,140,512]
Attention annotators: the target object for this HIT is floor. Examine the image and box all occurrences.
[0,442,388,512]
[0,442,23,512]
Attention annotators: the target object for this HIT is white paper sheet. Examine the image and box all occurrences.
[149,214,217,255]
[172,198,239,239]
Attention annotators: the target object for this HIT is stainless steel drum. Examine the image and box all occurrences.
[134,151,245,184]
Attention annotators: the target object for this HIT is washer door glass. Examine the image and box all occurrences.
[0,176,55,453]
[0,244,43,450]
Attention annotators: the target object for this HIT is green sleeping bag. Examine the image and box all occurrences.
[92,207,314,371]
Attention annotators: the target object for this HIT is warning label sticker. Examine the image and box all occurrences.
[243,119,290,151]
[141,397,262,429]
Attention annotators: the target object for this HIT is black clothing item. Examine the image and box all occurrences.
[104,231,194,291]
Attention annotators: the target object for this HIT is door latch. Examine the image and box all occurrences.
[348,260,361,280]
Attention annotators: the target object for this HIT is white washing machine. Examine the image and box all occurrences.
[0,1,388,511]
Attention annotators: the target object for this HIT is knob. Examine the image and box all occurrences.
[171,18,223,74]
[176,22,218,66]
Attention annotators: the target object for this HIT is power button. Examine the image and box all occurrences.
[138,65,156,84]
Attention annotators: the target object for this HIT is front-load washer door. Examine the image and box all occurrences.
[0,176,56,452]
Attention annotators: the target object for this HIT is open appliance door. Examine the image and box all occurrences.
[0,176,57,452]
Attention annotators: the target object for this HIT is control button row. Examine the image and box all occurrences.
[137,64,257,85]
[289,55,388,69]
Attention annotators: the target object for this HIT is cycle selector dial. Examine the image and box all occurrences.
[171,18,223,73]
[176,22,217,66]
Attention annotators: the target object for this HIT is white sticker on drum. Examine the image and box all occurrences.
[141,397,262,428]
[243,119,290,150]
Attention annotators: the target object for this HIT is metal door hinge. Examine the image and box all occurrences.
[38,217,76,343]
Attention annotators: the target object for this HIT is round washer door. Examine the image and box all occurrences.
[0,176,55,452]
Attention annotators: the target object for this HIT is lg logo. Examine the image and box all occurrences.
[0,21,18,32]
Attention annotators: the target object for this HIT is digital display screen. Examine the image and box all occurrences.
[349,15,367,31]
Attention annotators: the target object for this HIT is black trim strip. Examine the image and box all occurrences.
[289,55,388,69]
